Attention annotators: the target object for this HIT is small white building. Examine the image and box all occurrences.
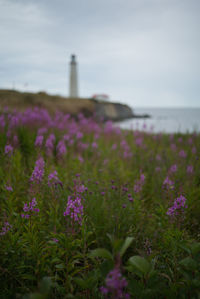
[92,94,110,101]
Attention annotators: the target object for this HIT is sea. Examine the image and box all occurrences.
[117,107,200,134]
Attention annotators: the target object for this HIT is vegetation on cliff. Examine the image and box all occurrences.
[0,89,134,121]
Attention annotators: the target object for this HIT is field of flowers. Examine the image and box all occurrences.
[0,107,200,298]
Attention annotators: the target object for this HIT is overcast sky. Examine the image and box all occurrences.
[0,0,200,107]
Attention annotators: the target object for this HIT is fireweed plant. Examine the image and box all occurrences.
[0,107,200,298]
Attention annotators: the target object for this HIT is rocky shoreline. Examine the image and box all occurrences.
[93,99,150,121]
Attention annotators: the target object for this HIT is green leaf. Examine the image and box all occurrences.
[88,248,113,261]
[119,237,134,257]
[100,260,114,277]
[128,256,152,276]
[73,277,87,289]
[48,240,59,245]
[73,277,96,290]
[179,257,197,271]
[51,258,61,264]
[192,279,200,288]
[180,242,200,256]
[55,263,65,270]
[179,244,191,255]
[113,239,124,254]
[39,277,52,294]
[107,233,114,246]
[190,243,200,256]
[23,293,43,299]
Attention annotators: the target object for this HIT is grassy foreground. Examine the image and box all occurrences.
[0,107,200,298]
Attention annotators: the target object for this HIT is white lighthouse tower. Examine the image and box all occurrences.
[69,54,79,98]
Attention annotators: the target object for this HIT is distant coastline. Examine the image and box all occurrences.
[0,89,150,121]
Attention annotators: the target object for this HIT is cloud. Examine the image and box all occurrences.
[0,0,200,107]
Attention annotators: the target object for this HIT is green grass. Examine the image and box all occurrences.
[0,109,200,298]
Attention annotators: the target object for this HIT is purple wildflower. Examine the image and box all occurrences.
[57,140,67,157]
[48,170,62,187]
[21,197,40,218]
[121,140,128,148]
[179,150,186,158]
[169,164,177,173]
[0,221,12,236]
[163,176,174,189]
[5,185,13,192]
[64,196,83,225]
[100,286,108,295]
[92,142,98,149]
[75,183,87,193]
[170,143,177,151]
[135,137,143,147]
[123,151,133,159]
[78,155,84,163]
[45,134,55,156]
[128,194,133,202]
[100,267,130,299]
[30,157,45,184]
[134,174,145,193]
[178,137,183,143]
[142,123,147,130]
[156,154,161,161]
[69,139,74,146]
[187,165,193,174]
[111,143,117,150]
[5,144,13,156]
[78,142,89,150]
[35,135,44,147]
[192,146,196,154]
[10,115,19,128]
[37,127,47,135]
[166,195,187,216]
[63,134,70,141]
[76,131,83,139]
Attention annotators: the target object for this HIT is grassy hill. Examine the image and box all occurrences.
[0,89,95,116]
[0,89,134,121]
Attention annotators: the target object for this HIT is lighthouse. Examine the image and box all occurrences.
[69,54,79,98]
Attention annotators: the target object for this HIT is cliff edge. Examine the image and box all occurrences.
[0,89,145,121]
